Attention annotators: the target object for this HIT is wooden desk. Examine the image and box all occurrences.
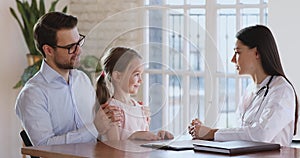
[22,140,300,158]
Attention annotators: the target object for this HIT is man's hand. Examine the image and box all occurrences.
[94,105,112,134]
[101,102,124,127]
[94,101,124,134]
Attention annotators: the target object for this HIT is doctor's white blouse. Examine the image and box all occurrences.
[214,75,296,146]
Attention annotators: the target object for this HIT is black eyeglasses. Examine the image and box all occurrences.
[52,34,85,54]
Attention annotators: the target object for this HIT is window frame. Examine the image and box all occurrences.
[142,0,268,134]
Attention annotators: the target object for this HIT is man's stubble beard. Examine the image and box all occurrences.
[55,56,80,70]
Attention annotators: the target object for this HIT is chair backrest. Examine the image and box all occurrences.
[20,130,39,158]
[20,130,33,146]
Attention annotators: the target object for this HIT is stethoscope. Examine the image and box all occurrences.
[241,75,274,126]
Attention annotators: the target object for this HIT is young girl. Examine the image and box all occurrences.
[97,47,174,140]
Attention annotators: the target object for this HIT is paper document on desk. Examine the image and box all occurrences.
[193,140,280,155]
[141,140,199,151]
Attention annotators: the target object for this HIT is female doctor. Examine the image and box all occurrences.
[188,25,298,146]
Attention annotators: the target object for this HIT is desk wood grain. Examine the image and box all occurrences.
[22,140,300,158]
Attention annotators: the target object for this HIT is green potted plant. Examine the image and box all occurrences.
[10,0,67,88]
[10,0,101,88]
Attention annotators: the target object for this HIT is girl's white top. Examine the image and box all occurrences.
[110,98,149,140]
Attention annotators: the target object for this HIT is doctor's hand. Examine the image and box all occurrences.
[188,118,218,140]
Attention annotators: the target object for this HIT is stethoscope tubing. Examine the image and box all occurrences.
[241,76,274,126]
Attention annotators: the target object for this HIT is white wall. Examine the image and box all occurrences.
[0,0,69,157]
[1,1,300,157]
[0,0,27,157]
[268,0,300,138]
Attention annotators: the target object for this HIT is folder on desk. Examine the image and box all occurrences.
[193,140,280,155]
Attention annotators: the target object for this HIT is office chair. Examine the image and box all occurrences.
[20,130,39,158]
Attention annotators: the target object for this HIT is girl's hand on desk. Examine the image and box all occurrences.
[157,130,174,140]
[128,131,161,140]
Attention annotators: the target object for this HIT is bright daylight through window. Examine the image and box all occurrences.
[143,0,268,135]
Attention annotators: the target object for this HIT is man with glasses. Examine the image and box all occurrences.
[15,12,122,146]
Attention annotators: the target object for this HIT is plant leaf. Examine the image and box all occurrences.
[30,0,38,16]
[62,6,68,13]
[9,7,24,31]
[13,80,23,89]
[11,0,69,88]
[48,0,59,12]
[20,59,42,86]
[39,0,45,16]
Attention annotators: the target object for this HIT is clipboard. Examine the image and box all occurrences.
[193,140,280,155]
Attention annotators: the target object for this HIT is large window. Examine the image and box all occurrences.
[143,0,268,135]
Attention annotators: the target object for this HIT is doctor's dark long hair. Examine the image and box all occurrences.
[236,25,298,135]
[96,47,142,104]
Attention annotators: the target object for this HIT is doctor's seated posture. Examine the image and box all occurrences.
[15,12,122,146]
[188,25,298,147]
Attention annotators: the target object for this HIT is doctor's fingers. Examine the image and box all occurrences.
[190,128,197,138]
[189,125,200,136]
[192,119,202,126]
[194,125,207,138]
[188,125,193,133]
[188,125,197,136]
